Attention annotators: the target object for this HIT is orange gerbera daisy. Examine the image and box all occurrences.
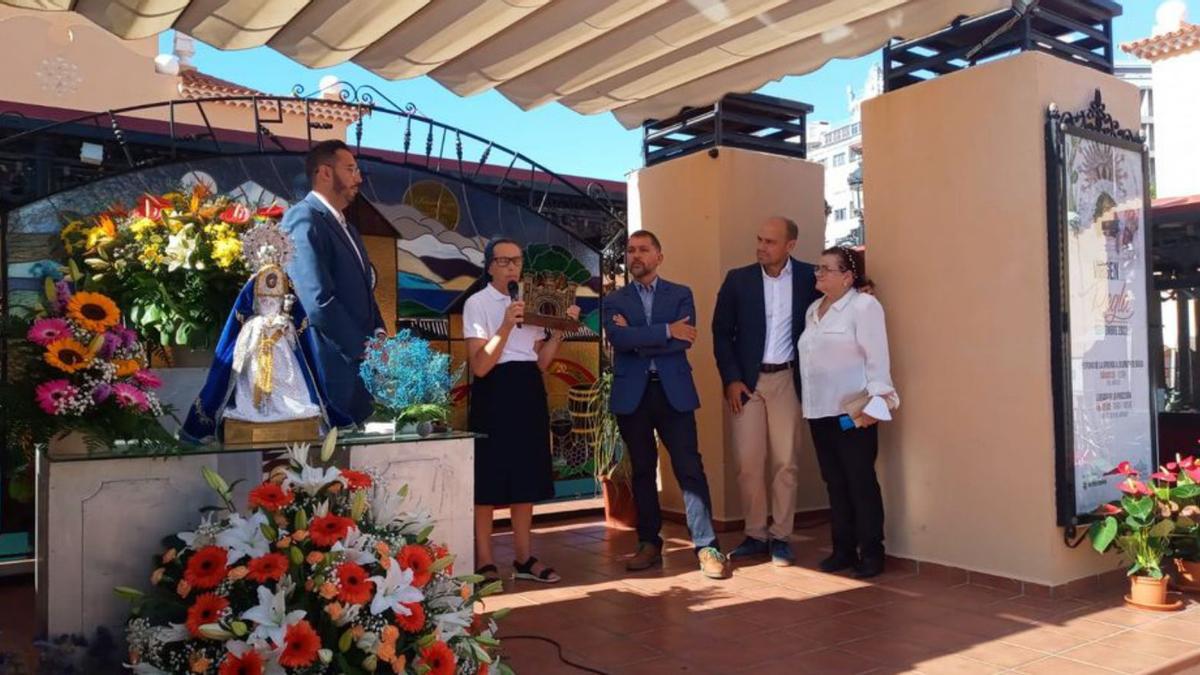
[397,544,434,588]
[184,545,228,590]
[279,620,320,668]
[395,602,425,633]
[66,292,120,332]
[418,641,456,675]
[248,483,294,511]
[246,553,289,583]
[340,470,372,490]
[186,593,228,637]
[309,515,355,547]
[44,338,93,373]
[218,649,263,675]
[336,562,373,605]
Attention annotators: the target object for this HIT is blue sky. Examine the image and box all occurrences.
[162,1,1177,182]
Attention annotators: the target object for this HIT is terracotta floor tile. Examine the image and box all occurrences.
[1060,643,1169,673]
[617,656,706,673]
[1084,605,1164,628]
[1014,656,1124,674]
[791,647,888,675]
[563,637,664,670]
[998,626,1091,654]
[1046,615,1129,640]
[954,640,1047,668]
[786,618,884,647]
[1094,629,1200,659]
[910,654,1006,674]
[1134,616,1200,643]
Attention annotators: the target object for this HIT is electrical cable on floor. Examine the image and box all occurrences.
[502,635,609,674]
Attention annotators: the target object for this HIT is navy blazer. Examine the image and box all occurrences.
[712,257,819,397]
[282,193,385,425]
[603,278,701,416]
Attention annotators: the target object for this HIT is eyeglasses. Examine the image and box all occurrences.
[492,256,523,267]
[814,265,848,275]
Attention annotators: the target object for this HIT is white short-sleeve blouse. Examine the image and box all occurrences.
[462,283,541,363]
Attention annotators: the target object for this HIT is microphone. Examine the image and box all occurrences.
[507,280,522,328]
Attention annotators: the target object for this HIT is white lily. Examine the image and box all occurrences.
[368,560,424,616]
[164,227,198,272]
[157,622,189,643]
[330,528,377,567]
[215,511,271,562]
[332,603,361,627]
[241,585,306,647]
[434,606,473,642]
[177,513,221,550]
[283,443,341,496]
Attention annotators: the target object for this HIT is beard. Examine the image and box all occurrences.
[333,174,358,203]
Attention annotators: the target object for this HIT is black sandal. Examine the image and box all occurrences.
[513,556,561,584]
[475,564,502,585]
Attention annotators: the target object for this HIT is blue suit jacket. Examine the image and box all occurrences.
[281,194,385,425]
[603,278,701,416]
[712,257,819,397]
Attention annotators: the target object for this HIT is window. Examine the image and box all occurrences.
[851,123,861,136]
[834,208,847,221]
[833,153,846,167]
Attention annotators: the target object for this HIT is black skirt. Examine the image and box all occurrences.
[469,361,554,505]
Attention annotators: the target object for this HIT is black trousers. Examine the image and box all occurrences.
[616,380,718,551]
[809,417,885,560]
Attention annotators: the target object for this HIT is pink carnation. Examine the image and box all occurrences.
[35,379,77,415]
[112,382,150,412]
[132,370,162,389]
[27,318,71,347]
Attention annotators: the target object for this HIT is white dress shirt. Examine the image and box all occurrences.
[797,289,898,419]
[309,190,366,272]
[762,259,794,365]
[462,283,542,363]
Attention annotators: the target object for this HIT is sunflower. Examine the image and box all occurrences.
[44,338,93,373]
[67,292,120,333]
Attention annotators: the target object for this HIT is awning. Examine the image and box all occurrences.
[1,0,1010,128]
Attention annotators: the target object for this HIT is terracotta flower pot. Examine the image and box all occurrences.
[1176,558,1200,593]
[1126,575,1181,611]
[602,478,637,531]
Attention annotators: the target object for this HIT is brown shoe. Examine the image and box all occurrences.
[698,547,731,579]
[625,542,663,571]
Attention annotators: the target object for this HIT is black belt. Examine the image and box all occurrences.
[760,362,794,374]
[648,372,661,382]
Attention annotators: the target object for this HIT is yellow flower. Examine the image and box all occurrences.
[129,217,157,237]
[44,338,93,373]
[114,359,141,378]
[211,236,242,269]
[85,225,112,249]
[67,292,121,332]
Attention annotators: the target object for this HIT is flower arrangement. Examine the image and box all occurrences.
[359,331,463,434]
[118,431,508,674]
[0,267,172,453]
[59,188,285,348]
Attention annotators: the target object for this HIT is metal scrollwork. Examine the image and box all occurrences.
[1051,89,1143,144]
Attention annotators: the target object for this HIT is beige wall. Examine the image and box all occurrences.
[0,7,347,143]
[864,52,1138,585]
[627,146,828,523]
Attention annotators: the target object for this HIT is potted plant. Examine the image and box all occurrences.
[1088,461,1185,610]
[1163,455,1200,592]
[359,330,463,437]
[581,373,635,529]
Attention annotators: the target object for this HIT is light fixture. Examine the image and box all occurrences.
[79,142,103,166]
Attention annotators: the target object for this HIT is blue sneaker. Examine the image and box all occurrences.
[729,537,769,560]
[770,538,795,566]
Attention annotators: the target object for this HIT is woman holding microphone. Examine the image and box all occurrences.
[798,246,898,579]
[463,238,579,585]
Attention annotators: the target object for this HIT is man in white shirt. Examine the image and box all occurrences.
[281,140,386,427]
[712,217,819,565]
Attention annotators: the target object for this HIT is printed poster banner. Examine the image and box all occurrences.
[1063,131,1154,515]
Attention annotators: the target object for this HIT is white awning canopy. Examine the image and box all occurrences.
[2,0,1011,128]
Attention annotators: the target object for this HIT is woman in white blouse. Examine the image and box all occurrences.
[463,238,578,586]
[797,246,897,579]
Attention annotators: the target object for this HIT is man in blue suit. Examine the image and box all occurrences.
[281,140,385,428]
[605,230,729,579]
[712,217,819,567]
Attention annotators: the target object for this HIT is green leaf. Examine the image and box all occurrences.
[398,484,409,499]
[475,635,501,647]
[339,629,354,653]
[490,607,512,621]
[456,574,485,584]
[112,586,144,601]
[1172,484,1200,500]
[470,640,493,664]
[1122,495,1153,520]
[479,580,504,597]
[1090,516,1118,552]
[1150,518,1175,538]
[44,277,57,306]
[417,632,437,648]
[260,523,277,541]
[289,546,304,567]
[294,508,308,532]
[497,663,516,675]
[429,554,455,574]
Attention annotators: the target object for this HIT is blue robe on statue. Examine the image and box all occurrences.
[180,278,349,444]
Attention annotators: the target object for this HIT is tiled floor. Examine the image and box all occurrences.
[480,517,1200,674]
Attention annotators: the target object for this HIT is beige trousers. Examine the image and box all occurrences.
[731,369,800,541]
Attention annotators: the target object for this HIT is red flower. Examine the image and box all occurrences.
[420,641,457,675]
[248,483,294,511]
[184,546,229,590]
[280,620,321,668]
[246,553,289,583]
[336,562,374,605]
[1096,503,1123,515]
[1179,456,1196,470]
[256,205,285,219]
[341,470,372,490]
[132,194,170,220]
[1118,478,1153,496]
[1107,461,1138,477]
[220,203,251,224]
[432,543,453,575]
[186,593,229,637]
[1188,467,1200,483]
[219,649,264,675]
[1151,471,1178,483]
[395,602,426,633]
[309,515,356,547]
[397,544,434,588]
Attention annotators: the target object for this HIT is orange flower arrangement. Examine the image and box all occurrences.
[395,602,426,633]
[183,545,228,590]
[185,593,229,637]
[398,544,434,588]
[43,338,93,373]
[336,561,373,605]
[66,291,120,333]
[248,483,293,511]
[419,640,457,675]
[245,553,288,583]
[279,620,321,668]
[309,514,355,547]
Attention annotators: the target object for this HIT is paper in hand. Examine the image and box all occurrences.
[863,396,892,421]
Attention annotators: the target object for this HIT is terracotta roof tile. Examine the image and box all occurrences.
[179,69,363,123]
[1121,22,1200,60]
